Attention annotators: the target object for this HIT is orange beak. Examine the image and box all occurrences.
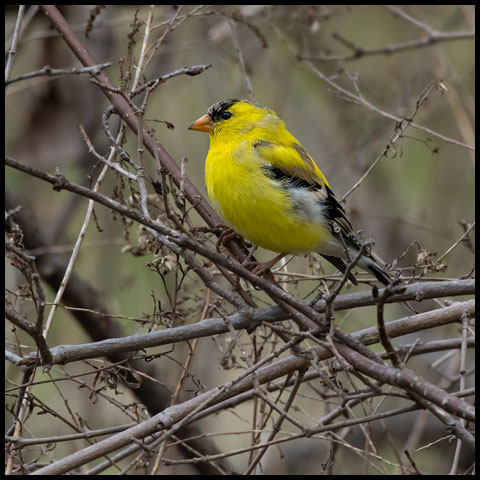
[188,113,214,133]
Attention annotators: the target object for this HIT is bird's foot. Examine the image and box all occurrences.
[243,253,287,277]
[214,223,238,251]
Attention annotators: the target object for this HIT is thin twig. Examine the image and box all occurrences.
[228,17,256,103]
[5,5,26,83]
[5,62,112,86]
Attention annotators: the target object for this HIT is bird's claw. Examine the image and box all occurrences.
[215,223,238,251]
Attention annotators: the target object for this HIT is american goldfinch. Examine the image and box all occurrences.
[188,99,391,286]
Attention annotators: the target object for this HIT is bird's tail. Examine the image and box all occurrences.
[322,253,417,314]
[364,257,417,314]
[366,262,391,286]
[321,253,391,286]
[320,254,358,285]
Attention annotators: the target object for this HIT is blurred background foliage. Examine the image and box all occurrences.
[5,5,474,474]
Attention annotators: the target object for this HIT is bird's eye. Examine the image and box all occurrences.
[221,111,232,120]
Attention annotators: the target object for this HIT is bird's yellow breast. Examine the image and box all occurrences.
[205,140,330,254]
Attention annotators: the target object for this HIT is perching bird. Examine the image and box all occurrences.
[188,99,392,286]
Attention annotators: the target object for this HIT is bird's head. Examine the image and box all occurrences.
[188,99,282,139]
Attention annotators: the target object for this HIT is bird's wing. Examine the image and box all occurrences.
[254,140,328,187]
[253,140,359,246]
[253,139,392,286]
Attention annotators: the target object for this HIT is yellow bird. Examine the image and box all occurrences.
[188,99,391,286]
